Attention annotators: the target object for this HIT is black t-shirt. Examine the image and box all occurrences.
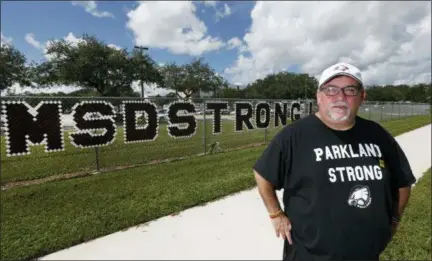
[253,114,416,261]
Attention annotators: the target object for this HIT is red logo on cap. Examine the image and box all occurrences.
[334,65,349,71]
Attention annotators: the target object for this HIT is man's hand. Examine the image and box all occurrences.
[271,213,293,245]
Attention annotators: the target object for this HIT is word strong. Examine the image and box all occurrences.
[234,101,308,131]
[1,99,312,157]
[313,143,385,184]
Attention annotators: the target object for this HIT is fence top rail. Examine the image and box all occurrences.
[0,95,430,105]
[0,95,312,101]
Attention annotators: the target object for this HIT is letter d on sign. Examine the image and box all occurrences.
[123,101,158,143]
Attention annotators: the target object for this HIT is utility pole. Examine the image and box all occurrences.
[134,45,149,99]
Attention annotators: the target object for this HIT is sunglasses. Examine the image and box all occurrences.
[319,85,362,96]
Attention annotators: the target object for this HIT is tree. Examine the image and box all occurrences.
[152,93,176,107]
[159,62,185,99]
[410,83,430,102]
[34,34,136,97]
[218,86,246,99]
[244,71,318,99]
[129,48,164,97]
[160,58,228,100]
[0,43,33,91]
[365,83,432,102]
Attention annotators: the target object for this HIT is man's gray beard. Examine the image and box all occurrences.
[327,102,351,121]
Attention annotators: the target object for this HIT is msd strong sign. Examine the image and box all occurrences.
[1,99,313,157]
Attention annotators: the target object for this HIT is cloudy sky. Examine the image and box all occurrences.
[1,1,431,95]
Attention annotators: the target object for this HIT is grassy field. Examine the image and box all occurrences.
[380,169,431,260]
[1,115,431,261]
[1,118,284,183]
[1,112,429,184]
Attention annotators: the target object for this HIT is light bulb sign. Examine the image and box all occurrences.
[1,99,313,157]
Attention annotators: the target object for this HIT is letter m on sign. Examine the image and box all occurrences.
[1,100,64,156]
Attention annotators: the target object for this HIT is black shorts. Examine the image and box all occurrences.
[283,240,381,261]
[283,240,299,261]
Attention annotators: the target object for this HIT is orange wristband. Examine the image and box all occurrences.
[269,209,283,219]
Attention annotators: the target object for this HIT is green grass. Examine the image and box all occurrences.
[357,111,417,122]
[380,169,431,261]
[374,115,430,136]
[2,113,430,184]
[1,147,261,260]
[1,119,285,183]
[1,115,431,261]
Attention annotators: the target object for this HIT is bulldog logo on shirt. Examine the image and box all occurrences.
[347,185,372,208]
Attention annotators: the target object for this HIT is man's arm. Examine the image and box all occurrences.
[254,168,293,243]
[252,129,290,216]
[252,128,295,243]
[390,185,412,238]
[379,126,416,237]
[254,169,283,215]
[393,186,412,220]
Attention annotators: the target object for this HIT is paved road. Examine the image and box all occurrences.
[40,124,432,260]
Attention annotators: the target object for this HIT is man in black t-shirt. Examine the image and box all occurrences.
[253,62,416,261]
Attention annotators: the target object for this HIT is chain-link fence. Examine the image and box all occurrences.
[0,96,430,184]
[358,101,430,122]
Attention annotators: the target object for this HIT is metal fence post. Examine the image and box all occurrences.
[95,147,101,172]
[203,99,207,155]
[398,103,401,119]
[390,103,394,120]
[368,102,372,120]
[264,100,268,144]
[380,103,383,121]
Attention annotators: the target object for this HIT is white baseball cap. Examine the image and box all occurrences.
[318,62,363,89]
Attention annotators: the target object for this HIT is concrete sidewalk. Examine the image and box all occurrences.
[393,124,431,183]
[40,124,431,260]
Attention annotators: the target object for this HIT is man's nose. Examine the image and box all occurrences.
[333,92,346,101]
[335,94,345,101]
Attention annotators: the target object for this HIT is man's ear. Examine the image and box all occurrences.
[316,90,321,105]
[361,89,367,100]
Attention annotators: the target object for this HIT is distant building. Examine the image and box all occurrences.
[199,90,214,98]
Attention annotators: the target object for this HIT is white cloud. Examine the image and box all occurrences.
[108,44,122,50]
[0,83,82,97]
[224,1,432,86]
[24,32,84,60]
[200,1,233,22]
[24,32,121,60]
[71,1,114,18]
[215,3,232,22]
[227,37,248,53]
[1,32,13,46]
[227,37,241,49]
[25,33,43,50]
[131,81,172,98]
[2,81,171,98]
[126,1,225,56]
[202,1,217,8]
